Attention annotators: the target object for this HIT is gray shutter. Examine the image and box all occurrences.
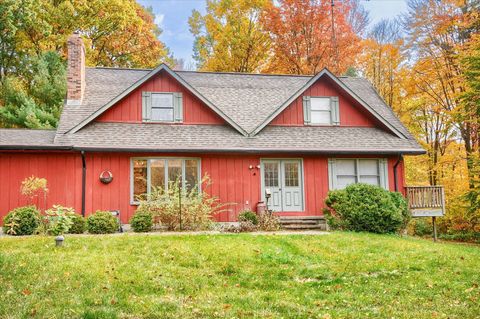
[330,96,340,125]
[303,96,311,124]
[174,92,183,122]
[379,158,389,190]
[142,92,152,121]
[328,158,337,190]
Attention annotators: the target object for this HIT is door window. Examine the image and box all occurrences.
[264,162,279,187]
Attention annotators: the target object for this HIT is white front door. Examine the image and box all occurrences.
[262,159,303,212]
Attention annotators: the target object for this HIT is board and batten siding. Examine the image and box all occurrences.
[0,152,83,216]
[270,77,377,127]
[0,152,405,224]
[96,70,225,125]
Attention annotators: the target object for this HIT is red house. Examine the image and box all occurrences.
[0,34,424,224]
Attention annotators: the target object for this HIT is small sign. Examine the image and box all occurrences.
[411,209,444,217]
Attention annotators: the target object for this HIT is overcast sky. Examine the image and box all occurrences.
[138,0,409,66]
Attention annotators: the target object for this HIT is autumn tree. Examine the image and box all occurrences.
[262,0,368,75]
[357,19,404,108]
[189,0,272,72]
[0,0,172,128]
[404,0,479,188]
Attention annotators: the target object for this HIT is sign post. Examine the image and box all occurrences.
[406,186,445,242]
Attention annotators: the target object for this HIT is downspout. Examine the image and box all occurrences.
[393,153,403,192]
[81,151,86,217]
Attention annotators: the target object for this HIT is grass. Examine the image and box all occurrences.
[0,232,479,319]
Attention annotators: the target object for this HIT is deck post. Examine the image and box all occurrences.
[432,216,437,242]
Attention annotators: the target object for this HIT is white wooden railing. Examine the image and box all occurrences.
[405,186,445,217]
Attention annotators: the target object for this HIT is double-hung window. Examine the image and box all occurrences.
[142,92,183,122]
[328,158,388,190]
[303,96,340,125]
[132,158,200,203]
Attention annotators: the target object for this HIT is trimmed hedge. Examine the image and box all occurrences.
[130,211,153,232]
[68,214,86,234]
[325,183,409,234]
[2,206,41,236]
[86,211,119,234]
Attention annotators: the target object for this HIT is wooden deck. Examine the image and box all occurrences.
[405,186,445,217]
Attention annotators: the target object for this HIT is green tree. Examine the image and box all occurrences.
[0,52,65,128]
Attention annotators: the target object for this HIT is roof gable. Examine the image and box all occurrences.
[68,64,247,136]
[250,69,408,138]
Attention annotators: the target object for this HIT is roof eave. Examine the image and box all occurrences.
[0,145,73,151]
[70,146,426,155]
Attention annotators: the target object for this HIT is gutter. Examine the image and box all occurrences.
[71,147,426,155]
[393,154,403,192]
[81,151,87,217]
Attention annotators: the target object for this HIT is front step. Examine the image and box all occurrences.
[279,216,328,231]
[282,224,326,230]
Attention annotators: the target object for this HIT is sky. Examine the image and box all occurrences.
[138,0,409,67]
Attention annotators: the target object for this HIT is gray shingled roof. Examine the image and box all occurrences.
[53,122,422,154]
[57,67,413,138]
[176,71,310,134]
[0,129,59,149]
[1,66,424,154]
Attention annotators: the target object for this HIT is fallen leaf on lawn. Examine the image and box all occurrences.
[111,298,117,305]
[22,289,31,296]
[223,304,231,309]
[465,287,474,293]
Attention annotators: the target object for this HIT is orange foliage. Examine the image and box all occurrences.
[261,0,363,75]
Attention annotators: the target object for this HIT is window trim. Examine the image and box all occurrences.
[142,91,183,123]
[328,158,389,190]
[304,96,340,126]
[130,157,201,205]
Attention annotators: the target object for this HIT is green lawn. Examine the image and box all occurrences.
[0,233,479,319]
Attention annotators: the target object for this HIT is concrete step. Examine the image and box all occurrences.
[280,220,319,225]
[279,216,325,220]
[278,216,327,230]
[282,224,327,230]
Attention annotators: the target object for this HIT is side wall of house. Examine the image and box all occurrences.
[96,71,225,125]
[270,77,377,127]
[0,152,83,216]
[0,151,406,224]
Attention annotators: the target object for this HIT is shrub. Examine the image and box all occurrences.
[130,211,153,232]
[68,214,86,234]
[86,211,119,234]
[238,210,258,225]
[408,218,432,237]
[3,206,41,236]
[135,177,227,231]
[325,183,409,234]
[258,212,281,231]
[44,205,76,236]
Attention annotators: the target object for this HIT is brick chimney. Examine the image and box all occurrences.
[66,32,85,105]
